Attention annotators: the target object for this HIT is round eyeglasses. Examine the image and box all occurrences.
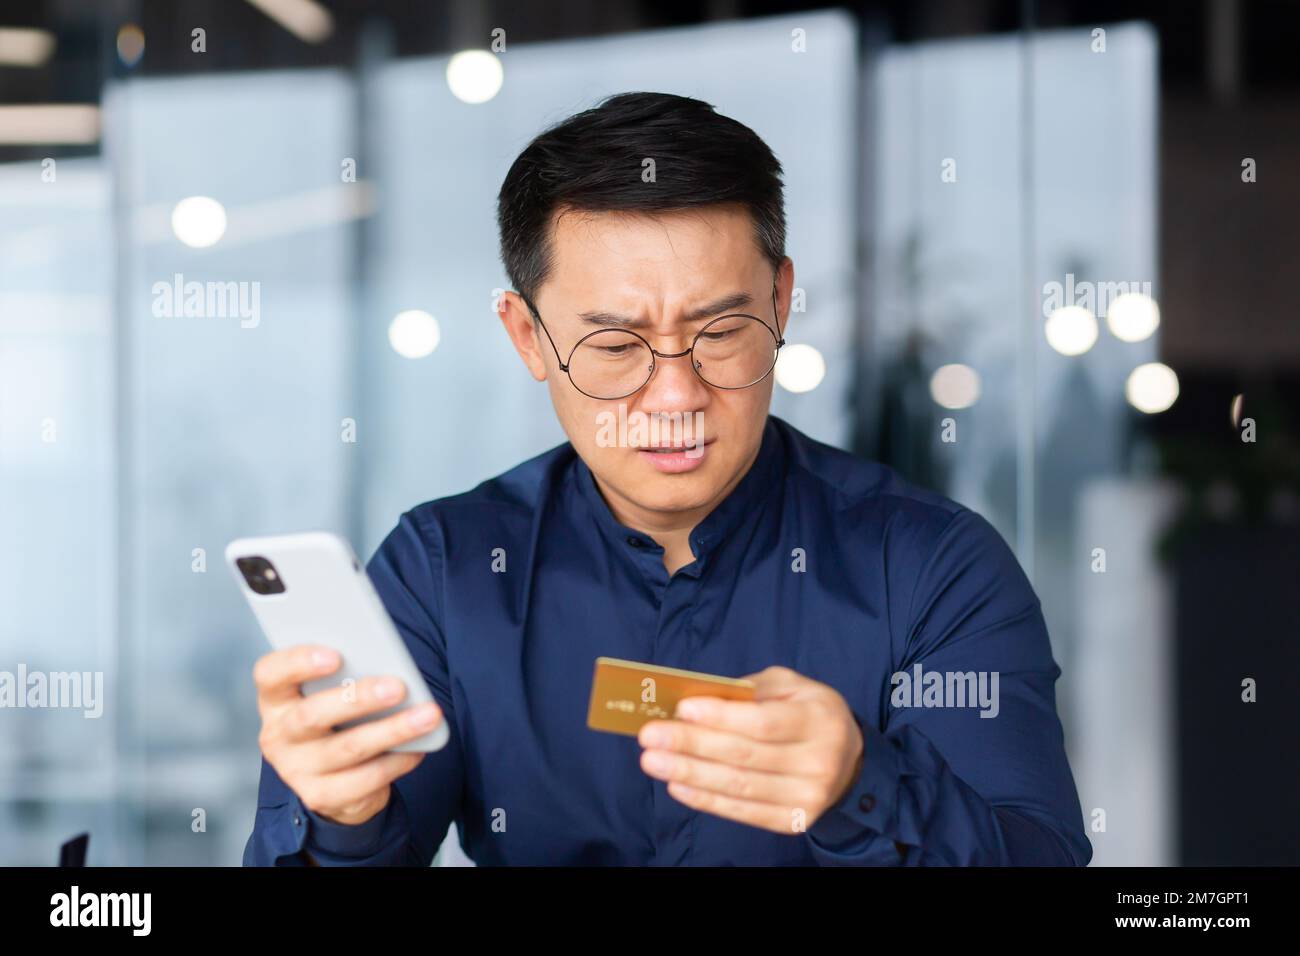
[522,282,785,401]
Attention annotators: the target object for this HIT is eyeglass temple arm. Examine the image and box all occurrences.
[771,278,786,346]
[520,294,570,371]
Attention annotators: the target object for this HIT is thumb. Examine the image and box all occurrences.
[742,665,806,701]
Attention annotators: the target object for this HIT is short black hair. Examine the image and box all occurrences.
[496,91,786,309]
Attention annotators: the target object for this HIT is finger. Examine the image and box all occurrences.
[305,750,426,813]
[742,665,808,700]
[637,719,815,775]
[308,701,445,773]
[675,696,809,742]
[254,645,341,708]
[665,781,801,835]
[640,748,819,808]
[282,675,417,742]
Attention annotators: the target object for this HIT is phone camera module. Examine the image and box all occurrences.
[236,555,286,595]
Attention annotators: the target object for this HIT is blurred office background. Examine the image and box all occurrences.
[0,0,1296,866]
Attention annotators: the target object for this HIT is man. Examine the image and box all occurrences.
[244,91,1091,866]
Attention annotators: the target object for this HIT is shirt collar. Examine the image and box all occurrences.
[570,414,786,569]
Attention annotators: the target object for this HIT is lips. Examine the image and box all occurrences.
[634,438,712,474]
[636,440,712,452]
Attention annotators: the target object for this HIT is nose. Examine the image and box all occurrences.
[638,341,709,413]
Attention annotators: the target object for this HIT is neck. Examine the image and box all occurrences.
[592,439,763,576]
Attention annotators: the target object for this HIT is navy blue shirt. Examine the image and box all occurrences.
[243,414,1091,866]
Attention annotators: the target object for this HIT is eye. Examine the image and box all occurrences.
[594,343,637,356]
[698,318,749,342]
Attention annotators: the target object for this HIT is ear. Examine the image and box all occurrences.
[497,290,549,382]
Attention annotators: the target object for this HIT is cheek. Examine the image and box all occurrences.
[553,392,618,459]
[709,384,772,440]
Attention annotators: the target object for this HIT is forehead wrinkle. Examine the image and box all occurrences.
[552,207,760,331]
[577,289,754,329]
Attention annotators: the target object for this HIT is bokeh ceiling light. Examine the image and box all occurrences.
[116,25,146,67]
[244,0,334,43]
[1044,305,1099,356]
[774,343,826,393]
[1231,392,1245,428]
[1125,362,1179,413]
[1106,292,1160,342]
[929,363,982,409]
[0,27,55,66]
[447,51,504,104]
[388,310,441,359]
[0,105,99,144]
[171,196,227,248]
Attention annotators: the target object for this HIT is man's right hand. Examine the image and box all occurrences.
[253,645,443,827]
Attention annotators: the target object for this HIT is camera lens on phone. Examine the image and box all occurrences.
[236,555,286,595]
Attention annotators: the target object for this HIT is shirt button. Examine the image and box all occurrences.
[293,815,302,826]
[858,794,876,813]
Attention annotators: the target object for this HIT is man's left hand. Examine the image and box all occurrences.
[636,665,865,834]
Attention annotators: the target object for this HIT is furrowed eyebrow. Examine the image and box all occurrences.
[576,291,754,328]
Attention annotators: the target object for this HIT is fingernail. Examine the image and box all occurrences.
[676,700,700,720]
[374,678,400,700]
[408,703,439,727]
[312,650,338,669]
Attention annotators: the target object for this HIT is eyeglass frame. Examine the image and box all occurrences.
[519,278,786,401]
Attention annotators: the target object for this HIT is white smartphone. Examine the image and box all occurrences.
[226,531,449,752]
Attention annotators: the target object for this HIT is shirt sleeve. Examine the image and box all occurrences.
[240,758,420,866]
[804,506,1093,866]
[242,508,466,866]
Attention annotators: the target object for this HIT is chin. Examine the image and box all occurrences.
[630,464,728,511]
[637,481,715,514]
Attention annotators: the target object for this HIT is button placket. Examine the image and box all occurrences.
[649,570,705,865]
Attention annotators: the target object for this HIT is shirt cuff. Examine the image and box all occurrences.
[243,801,313,866]
[806,715,907,858]
[299,791,400,860]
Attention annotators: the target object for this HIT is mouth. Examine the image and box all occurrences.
[635,438,713,473]
[638,441,710,451]
[634,435,714,451]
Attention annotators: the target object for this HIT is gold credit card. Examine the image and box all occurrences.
[586,656,757,736]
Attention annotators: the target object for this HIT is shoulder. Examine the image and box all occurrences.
[373,440,578,560]
[773,418,1037,645]
[771,416,1023,597]
[772,415,969,541]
